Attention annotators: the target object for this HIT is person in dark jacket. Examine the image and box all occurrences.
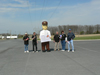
[60,31,66,51]
[67,29,75,52]
[23,33,30,53]
[53,31,60,51]
[32,32,38,53]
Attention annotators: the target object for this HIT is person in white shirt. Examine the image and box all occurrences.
[40,21,51,52]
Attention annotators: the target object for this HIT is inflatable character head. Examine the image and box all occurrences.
[42,21,48,30]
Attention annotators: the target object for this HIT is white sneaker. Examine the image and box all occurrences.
[68,50,70,52]
[27,50,29,53]
[36,51,38,53]
[72,50,74,52]
[61,50,65,51]
[24,51,26,53]
[33,51,35,53]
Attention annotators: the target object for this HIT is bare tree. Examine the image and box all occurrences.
[88,25,94,34]
[44,25,100,35]
[58,25,63,34]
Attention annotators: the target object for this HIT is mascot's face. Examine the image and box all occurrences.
[42,25,48,30]
[42,21,48,30]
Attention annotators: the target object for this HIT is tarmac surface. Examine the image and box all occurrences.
[0,39,100,75]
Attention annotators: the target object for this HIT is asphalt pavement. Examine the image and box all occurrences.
[0,39,100,75]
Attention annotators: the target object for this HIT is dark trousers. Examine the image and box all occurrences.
[32,42,37,51]
[41,42,50,51]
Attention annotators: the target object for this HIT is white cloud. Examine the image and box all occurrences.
[0,0,29,7]
[0,0,100,34]
[14,0,27,4]
[0,8,21,13]
[0,0,32,13]
[48,0,100,26]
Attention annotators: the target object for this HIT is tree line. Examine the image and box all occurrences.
[48,24,100,35]
[1,24,100,38]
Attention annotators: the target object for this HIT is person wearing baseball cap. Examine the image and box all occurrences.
[40,21,51,52]
[23,33,30,53]
[67,29,75,52]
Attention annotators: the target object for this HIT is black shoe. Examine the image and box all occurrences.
[47,50,51,52]
[42,51,46,52]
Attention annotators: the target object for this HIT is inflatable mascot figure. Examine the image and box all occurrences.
[40,21,51,52]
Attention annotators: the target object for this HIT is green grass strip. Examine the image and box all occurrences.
[74,36,100,40]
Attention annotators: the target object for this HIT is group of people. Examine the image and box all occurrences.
[23,21,75,53]
[23,32,38,53]
[23,29,75,53]
[53,29,75,52]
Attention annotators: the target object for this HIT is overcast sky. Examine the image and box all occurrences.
[0,0,100,34]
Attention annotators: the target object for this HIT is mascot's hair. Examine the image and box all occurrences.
[42,21,48,25]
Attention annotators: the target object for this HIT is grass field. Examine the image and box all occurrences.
[18,34,100,40]
[74,35,100,40]
[51,34,100,40]
[75,34,100,37]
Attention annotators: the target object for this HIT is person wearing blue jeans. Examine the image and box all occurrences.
[61,40,66,50]
[25,44,28,52]
[67,29,75,52]
[23,33,30,53]
[60,31,66,51]
[68,40,74,51]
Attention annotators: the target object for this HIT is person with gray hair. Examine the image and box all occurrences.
[53,31,60,51]
[23,33,30,53]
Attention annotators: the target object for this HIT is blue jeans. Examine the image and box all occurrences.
[61,40,66,50]
[68,40,74,51]
[25,44,28,51]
